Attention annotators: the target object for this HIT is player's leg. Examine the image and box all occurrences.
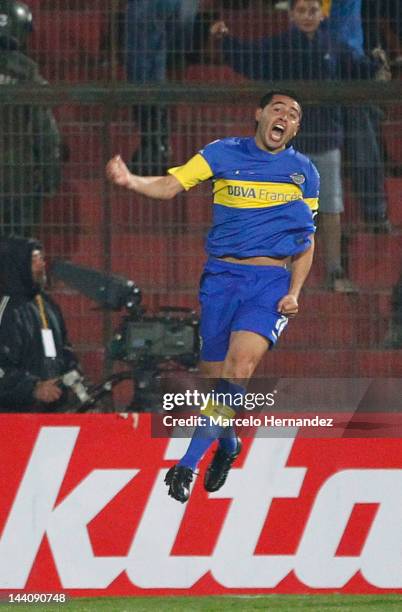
[165,261,237,501]
[221,329,270,379]
[168,331,271,500]
[204,330,270,492]
[174,358,237,469]
[199,360,224,379]
[204,265,291,492]
[165,365,236,501]
[165,262,288,502]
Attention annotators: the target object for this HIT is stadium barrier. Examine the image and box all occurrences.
[1,414,402,595]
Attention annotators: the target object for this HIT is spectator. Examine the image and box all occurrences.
[0,0,62,237]
[341,95,390,233]
[0,236,79,411]
[363,0,401,63]
[322,1,392,232]
[323,0,365,56]
[125,0,199,175]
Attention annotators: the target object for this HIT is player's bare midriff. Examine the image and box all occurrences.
[218,255,289,267]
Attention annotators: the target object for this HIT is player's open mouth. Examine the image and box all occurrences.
[270,123,285,142]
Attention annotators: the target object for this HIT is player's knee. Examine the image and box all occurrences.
[199,360,223,378]
[223,351,259,380]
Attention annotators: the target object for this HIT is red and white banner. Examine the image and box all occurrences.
[1,414,402,596]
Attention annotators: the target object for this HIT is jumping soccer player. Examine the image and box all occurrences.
[106,90,319,503]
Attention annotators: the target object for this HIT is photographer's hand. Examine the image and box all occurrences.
[34,379,62,403]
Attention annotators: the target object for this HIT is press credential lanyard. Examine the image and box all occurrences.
[36,294,57,358]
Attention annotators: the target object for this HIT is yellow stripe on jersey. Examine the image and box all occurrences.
[213,179,303,209]
[168,153,213,191]
[304,197,319,211]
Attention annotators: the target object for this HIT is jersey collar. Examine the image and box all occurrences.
[248,137,294,159]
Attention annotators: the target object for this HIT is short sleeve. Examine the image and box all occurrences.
[303,161,320,212]
[198,139,226,175]
[168,153,213,191]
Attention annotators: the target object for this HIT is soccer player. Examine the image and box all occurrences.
[106,90,319,502]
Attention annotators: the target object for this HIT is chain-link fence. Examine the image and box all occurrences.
[0,83,400,384]
[0,0,401,394]
[24,1,401,85]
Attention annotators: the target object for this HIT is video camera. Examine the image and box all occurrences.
[51,260,200,410]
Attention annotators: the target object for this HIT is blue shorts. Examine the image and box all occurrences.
[199,258,291,362]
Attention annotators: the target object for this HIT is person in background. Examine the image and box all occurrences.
[0,0,61,237]
[0,237,79,411]
[363,0,401,64]
[322,0,365,55]
[125,0,199,175]
[323,0,392,233]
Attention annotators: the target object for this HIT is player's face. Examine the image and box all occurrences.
[255,95,302,152]
[31,249,46,287]
[290,0,323,35]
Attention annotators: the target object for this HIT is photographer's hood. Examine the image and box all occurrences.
[0,236,42,298]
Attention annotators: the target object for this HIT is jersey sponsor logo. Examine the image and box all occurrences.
[226,184,301,202]
[1,420,402,592]
[219,180,303,208]
[290,173,306,185]
[227,185,257,199]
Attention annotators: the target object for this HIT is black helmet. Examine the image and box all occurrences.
[0,0,32,50]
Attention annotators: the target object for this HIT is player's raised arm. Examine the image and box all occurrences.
[105,155,184,200]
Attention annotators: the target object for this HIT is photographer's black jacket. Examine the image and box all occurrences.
[0,237,78,411]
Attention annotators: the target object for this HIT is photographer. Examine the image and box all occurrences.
[0,236,79,411]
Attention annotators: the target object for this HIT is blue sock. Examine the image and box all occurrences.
[219,426,238,454]
[217,379,245,453]
[178,379,246,471]
[178,416,223,471]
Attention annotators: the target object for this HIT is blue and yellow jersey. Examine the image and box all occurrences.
[168,137,319,258]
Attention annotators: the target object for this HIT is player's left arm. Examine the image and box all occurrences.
[278,237,315,316]
[302,159,320,221]
[278,159,319,316]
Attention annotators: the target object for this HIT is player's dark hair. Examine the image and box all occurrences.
[289,0,323,8]
[258,90,303,112]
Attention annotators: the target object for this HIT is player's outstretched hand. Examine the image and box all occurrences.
[106,155,133,189]
[277,294,299,317]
